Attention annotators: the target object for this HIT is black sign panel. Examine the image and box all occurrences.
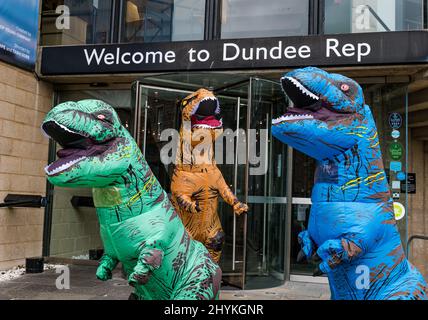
[389,113,403,130]
[401,173,416,194]
[41,31,428,76]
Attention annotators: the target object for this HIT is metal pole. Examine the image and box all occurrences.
[232,96,241,271]
[284,146,293,282]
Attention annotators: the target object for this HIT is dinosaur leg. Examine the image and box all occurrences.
[173,250,222,300]
[206,230,225,263]
[96,254,118,281]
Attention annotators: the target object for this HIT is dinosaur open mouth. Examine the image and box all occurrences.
[42,121,114,176]
[273,76,348,125]
[191,96,222,129]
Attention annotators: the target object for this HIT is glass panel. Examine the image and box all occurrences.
[244,78,289,289]
[138,86,188,190]
[137,72,250,92]
[215,83,248,289]
[221,0,309,39]
[49,89,133,258]
[324,0,425,34]
[40,0,113,45]
[121,0,205,43]
[290,203,313,275]
[290,152,315,275]
[292,152,315,198]
[365,84,409,245]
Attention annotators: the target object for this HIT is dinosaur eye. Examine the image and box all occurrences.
[97,114,106,120]
[182,95,197,107]
[341,84,350,92]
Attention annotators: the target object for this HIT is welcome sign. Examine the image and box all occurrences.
[41,31,428,75]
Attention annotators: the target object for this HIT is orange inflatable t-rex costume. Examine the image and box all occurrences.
[170,88,248,263]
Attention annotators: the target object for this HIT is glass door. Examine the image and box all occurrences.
[133,83,191,190]
[214,82,249,289]
[290,151,316,276]
[244,78,290,289]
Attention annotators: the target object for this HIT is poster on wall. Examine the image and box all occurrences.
[0,1,40,70]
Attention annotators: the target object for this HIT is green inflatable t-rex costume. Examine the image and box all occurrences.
[42,99,221,300]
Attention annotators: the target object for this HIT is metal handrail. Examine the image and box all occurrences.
[0,194,46,208]
[406,235,428,258]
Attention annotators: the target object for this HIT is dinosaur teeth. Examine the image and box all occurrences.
[272,114,314,124]
[50,120,81,135]
[191,97,220,116]
[40,124,51,140]
[45,156,86,175]
[201,97,217,101]
[283,76,319,101]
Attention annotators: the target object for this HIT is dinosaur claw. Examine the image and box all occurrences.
[297,250,306,263]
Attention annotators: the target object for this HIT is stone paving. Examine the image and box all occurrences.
[0,264,330,300]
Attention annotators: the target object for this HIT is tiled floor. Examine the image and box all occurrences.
[0,264,330,300]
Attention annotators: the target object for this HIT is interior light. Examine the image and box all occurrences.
[126,1,141,23]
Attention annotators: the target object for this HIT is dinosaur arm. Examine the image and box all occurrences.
[173,192,201,214]
[128,240,165,286]
[316,238,365,274]
[297,230,318,261]
[96,254,119,281]
[215,171,248,215]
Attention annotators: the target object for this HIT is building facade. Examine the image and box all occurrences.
[1,0,427,290]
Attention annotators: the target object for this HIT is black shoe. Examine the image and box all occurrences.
[128,292,138,300]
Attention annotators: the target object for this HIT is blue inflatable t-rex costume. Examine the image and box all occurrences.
[272,67,427,300]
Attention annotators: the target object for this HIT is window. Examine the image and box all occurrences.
[220,0,309,39]
[121,0,206,43]
[324,0,426,34]
[40,0,114,45]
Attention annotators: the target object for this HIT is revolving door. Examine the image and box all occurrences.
[132,74,291,289]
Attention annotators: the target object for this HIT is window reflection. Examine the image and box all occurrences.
[221,0,309,39]
[41,0,113,45]
[121,0,205,43]
[325,0,425,34]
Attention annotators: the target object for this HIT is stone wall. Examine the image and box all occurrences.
[0,61,53,270]
[408,137,428,280]
[49,187,102,258]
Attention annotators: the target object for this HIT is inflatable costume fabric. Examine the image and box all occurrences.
[42,99,221,300]
[272,67,427,300]
[170,89,248,262]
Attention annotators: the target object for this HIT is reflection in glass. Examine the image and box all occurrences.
[221,0,309,39]
[325,0,425,34]
[138,87,186,191]
[364,84,409,246]
[121,0,205,43]
[41,0,114,45]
